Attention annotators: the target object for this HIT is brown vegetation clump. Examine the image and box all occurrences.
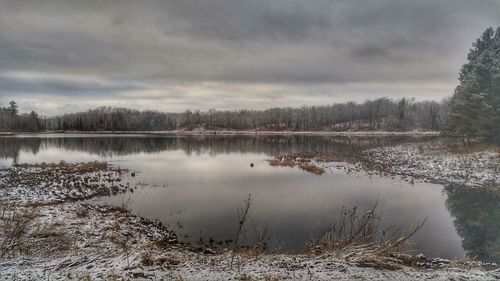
[268,153,325,175]
[305,202,427,270]
[299,163,325,175]
[0,205,39,258]
[355,254,405,270]
[268,157,295,167]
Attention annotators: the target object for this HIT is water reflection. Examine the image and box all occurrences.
[0,134,429,160]
[445,184,500,263]
[0,137,42,163]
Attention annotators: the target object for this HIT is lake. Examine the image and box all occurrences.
[0,134,498,263]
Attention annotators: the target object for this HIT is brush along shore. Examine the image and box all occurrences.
[269,154,325,175]
[0,161,498,280]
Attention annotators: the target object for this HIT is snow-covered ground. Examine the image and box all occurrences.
[360,143,500,187]
[267,142,499,187]
[1,158,499,280]
[0,204,498,281]
[0,165,129,205]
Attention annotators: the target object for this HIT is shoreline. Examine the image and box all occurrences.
[358,142,500,187]
[267,141,500,188]
[1,161,498,280]
[2,205,497,280]
[0,130,441,137]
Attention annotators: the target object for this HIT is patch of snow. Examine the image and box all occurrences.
[0,203,498,280]
[360,144,500,187]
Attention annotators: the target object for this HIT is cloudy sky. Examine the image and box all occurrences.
[1,0,500,115]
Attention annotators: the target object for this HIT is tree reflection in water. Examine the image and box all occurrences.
[445,184,500,263]
[0,135,428,161]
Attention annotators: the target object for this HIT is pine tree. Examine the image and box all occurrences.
[448,78,492,143]
[491,27,500,137]
[7,100,18,115]
[448,27,500,140]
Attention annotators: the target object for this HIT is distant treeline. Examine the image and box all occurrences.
[1,27,499,140]
[1,98,448,133]
[0,101,43,132]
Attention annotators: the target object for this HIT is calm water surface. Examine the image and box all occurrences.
[0,134,498,263]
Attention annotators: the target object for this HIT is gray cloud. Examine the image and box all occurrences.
[0,72,144,96]
[0,0,499,115]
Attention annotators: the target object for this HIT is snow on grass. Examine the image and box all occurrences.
[360,143,500,187]
[1,212,497,281]
[0,162,130,205]
[1,160,499,280]
[1,197,497,280]
[0,203,177,280]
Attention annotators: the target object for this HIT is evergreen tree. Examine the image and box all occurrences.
[449,27,500,140]
[448,78,492,143]
[7,100,19,115]
[491,27,500,137]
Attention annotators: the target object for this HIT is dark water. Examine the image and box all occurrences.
[0,134,498,263]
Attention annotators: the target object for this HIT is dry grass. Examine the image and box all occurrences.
[0,205,39,257]
[232,194,253,269]
[305,202,427,270]
[1,202,75,258]
[299,163,325,175]
[355,254,405,270]
[269,154,324,175]
[31,224,73,256]
[268,158,295,167]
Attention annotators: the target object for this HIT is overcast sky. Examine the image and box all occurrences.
[1,0,500,115]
